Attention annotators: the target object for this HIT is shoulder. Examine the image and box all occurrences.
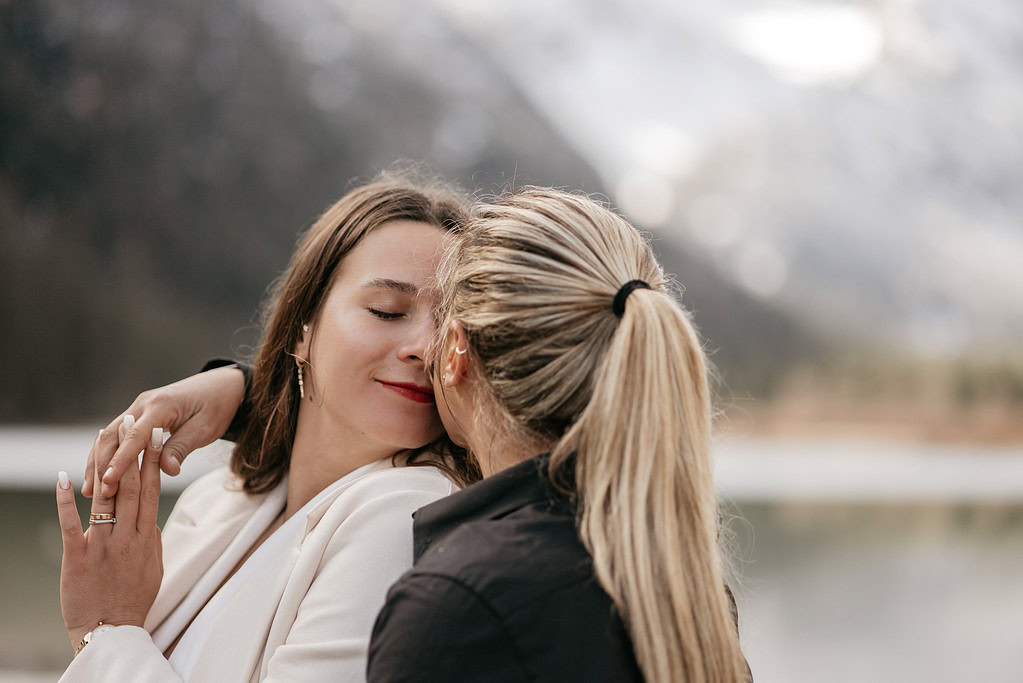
[413,503,594,607]
[419,503,590,580]
[378,511,643,682]
[318,463,457,525]
[369,571,530,682]
[309,464,457,558]
[165,465,250,524]
[346,462,458,500]
[296,466,458,613]
[175,464,245,502]
[369,519,623,683]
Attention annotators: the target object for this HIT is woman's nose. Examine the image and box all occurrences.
[396,315,433,363]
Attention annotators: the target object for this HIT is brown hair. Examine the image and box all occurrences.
[434,187,747,682]
[233,171,481,494]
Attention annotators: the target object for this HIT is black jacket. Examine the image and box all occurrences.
[367,454,750,682]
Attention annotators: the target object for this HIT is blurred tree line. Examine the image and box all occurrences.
[1,0,820,422]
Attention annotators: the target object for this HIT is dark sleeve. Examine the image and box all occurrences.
[367,573,529,683]
[199,359,252,442]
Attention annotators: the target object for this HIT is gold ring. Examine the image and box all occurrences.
[88,518,116,525]
[90,513,114,521]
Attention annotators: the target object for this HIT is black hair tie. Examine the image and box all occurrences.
[612,280,651,317]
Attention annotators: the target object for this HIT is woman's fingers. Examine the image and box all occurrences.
[81,434,99,498]
[136,428,164,533]
[158,419,210,476]
[98,413,147,498]
[113,438,142,533]
[55,471,85,558]
[89,429,119,533]
[85,405,140,498]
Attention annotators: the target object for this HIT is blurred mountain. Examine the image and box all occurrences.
[438,0,1023,356]
[0,0,817,421]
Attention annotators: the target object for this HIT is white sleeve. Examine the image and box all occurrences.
[58,626,182,682]
[261,486,449,682]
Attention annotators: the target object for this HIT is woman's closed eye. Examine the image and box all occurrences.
[368,308,404,320]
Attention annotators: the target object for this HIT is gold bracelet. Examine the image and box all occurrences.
[74,621,117,657]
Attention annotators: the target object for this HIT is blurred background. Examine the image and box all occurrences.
[2,0,1021,680]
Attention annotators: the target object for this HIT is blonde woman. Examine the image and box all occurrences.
[54,175,478,682]
[366,188,751,682]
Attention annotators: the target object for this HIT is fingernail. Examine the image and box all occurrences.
[58,471,70,490]
[123,414,135,431]
[151,427,163,450]
[104,466,114,481]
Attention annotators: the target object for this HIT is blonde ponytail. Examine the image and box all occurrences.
[552,288,746,682]
[437,187,747,682]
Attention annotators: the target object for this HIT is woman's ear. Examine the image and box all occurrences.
[294,322,311,363]
[441,320,470,387]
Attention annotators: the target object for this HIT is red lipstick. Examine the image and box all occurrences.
[377,381,435,404]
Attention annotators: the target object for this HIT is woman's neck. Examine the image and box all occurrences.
[470,429,553,478]
[283,406,395,521]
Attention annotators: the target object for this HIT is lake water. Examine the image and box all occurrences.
[2,428,1021,681]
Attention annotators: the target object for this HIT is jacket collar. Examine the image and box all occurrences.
[301,457,396,538]
[411,453,573,562]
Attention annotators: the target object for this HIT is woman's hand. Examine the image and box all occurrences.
[82,365,245,499]
[56,424,165,652]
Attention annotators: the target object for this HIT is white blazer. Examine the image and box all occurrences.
[59,459,456,682]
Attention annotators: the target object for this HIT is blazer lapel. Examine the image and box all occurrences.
[188,542,303,683]
[145,476,287,648]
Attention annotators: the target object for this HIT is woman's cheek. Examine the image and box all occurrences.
[319,311,376,364]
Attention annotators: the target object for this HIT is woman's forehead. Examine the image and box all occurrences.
[338,219,450,289]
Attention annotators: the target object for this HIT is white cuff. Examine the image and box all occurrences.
[88,624,119,644]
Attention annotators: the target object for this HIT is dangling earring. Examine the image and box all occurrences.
[295,323,311,399]
[296,359,306,399]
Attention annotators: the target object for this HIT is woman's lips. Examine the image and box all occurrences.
[377,381,435,404]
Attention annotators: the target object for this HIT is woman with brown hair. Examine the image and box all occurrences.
[53,172,478,681]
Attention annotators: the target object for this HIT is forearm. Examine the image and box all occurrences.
[199,359,252,441]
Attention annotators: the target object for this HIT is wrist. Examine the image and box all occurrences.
[68,618,138,654]
[67,620,97,648]
[69,621,117,656]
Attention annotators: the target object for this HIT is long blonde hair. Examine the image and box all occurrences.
[435,187,747,682]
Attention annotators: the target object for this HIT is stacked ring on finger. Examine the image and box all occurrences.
[89,513,116,525]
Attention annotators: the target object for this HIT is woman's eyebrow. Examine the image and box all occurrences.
[363,278,418,295]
